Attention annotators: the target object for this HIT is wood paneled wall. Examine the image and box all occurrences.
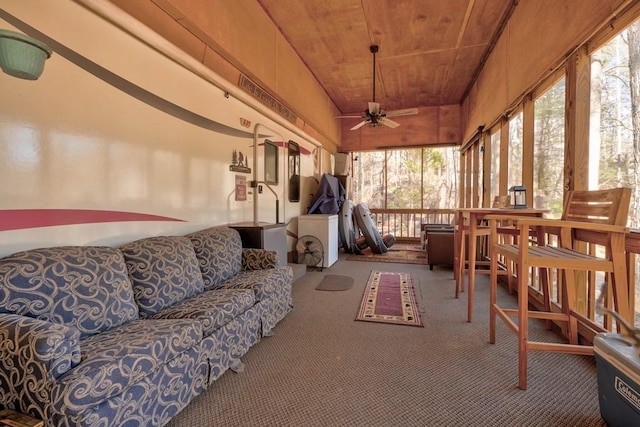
[461,0,630,142]
[108,0,635,153]
[106,0,464,152]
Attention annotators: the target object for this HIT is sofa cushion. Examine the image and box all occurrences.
[51,319,202,413]
[150,288,255,336]
[220,267,292,302]
[120,236,205,318]
[187,227,242,289]
[0,246,139,338]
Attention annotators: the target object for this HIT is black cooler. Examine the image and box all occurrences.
[594,333,640,426]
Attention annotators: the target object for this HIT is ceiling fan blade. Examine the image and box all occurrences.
[334,114,364,119]
[385,108,419,118]
[381,118,400,128]
[350,120,369,131]
[368,102,380,115]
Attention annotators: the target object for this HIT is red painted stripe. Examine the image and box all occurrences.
[0,209,184,232]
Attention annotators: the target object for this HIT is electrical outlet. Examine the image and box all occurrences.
[258,185,263,193]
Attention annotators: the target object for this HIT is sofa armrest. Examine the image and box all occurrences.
[242,248,278,270]
[0,314,81,381]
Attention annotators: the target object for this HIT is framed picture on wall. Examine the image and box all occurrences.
[264,140,278,185]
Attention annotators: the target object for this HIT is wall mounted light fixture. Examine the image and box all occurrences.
[0,29,52,80]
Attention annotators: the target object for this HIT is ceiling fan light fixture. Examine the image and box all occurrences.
[336,44,419,130]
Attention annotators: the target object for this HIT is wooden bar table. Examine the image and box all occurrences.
[454,207,547,322]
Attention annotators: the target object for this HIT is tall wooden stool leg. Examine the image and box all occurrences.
[457,226,467,297]
[517,262,529,390]
[489,238,498,344]
[610,236,630,325]
[467,221,478,322]
[561,269,578,345]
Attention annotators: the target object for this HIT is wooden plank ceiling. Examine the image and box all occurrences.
[257,0,515,115]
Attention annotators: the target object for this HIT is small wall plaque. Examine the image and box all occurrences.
[230,150,251,173]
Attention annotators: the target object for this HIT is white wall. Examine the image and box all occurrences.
[0,1,325,256]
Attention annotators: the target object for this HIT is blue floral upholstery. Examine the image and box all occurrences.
[0,226,293,426]
[187,226,243,289]
[0,246,139,338]
[0,314,81,419]
[51,319,202,415]
[242,248,278,270]
[223,268,292,302]
[222,268,293,335]
[188,227,294,336]
[120,236,205,318]
[149,288,255,337]
[50,345,208,427]
[200,306,261,382]
[253,287,294,335]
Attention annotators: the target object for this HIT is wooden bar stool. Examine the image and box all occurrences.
[488,187,632,389]
[455,203,546,322]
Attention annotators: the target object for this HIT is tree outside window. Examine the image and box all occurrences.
[351,146,458,209]
[489,130,501,203]
[508,112,523,191]
[590,17,640,325]
[533,78,566,218]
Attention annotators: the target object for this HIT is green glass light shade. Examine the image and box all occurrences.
[0,29,52,80]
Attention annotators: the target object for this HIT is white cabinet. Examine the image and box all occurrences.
[297,214,339,268]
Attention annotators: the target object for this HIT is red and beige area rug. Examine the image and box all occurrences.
[356,270,423,327]
[347,243,427,265]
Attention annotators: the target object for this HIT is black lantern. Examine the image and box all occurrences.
[509,185,527,209]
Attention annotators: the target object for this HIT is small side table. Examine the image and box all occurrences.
[228,222,288,267]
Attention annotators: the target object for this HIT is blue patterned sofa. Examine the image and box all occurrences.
[186,226,293,337]
[0,226,293,426]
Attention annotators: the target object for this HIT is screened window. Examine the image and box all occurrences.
[489,130,501,203]
[533,78,566,218]
[590,19,639,229]
[477,143,484,207]
[351,146,458,209]
[590,17,640,326]
[386,149,422,208]
[508,112,523,190]
[423,146,459,209]
[352,151,385,208]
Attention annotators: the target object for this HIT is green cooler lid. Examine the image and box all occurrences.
[594,333,640,375]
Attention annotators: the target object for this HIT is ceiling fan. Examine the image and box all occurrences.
[336,44,418,130]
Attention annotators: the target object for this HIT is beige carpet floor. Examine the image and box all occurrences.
[167,254,606,427]
[315,274,354,291]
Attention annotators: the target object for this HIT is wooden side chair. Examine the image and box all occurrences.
[487,187,631,390]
